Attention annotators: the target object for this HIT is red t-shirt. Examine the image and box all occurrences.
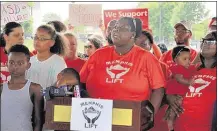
[160,47,197,68]
[174,67,217,131]
[80,45,166,101]
[32,50,37,56]
[160,61,170,81]
[65,58,86,72]
[0,47,10,83]
[166,64,196,95]
[150,67,217,131]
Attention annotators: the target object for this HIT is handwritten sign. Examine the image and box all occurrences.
[69,4,102,26]
[1,2,31,25]
[104,8,149,30]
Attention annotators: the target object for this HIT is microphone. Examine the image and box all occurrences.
[43,85,81,100]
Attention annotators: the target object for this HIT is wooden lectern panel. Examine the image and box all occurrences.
[44,97,149,131]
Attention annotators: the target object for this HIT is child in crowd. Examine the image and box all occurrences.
[26,24,68,89]
[64,33,86,72]
[1,45,44,131]
[0,22,25,83]
[164,45,195,131]
[51,68,89,131]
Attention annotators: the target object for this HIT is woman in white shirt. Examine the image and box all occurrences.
[26,25,69,89]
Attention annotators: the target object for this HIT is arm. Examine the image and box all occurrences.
[152,43,162,59]
[174,74,194,86]
[150,87,165,114]
[166,94,184,116]
[144,53,166,114]
[30,84,44,131]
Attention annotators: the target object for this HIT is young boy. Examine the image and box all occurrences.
[0,45,44,131]
[164,45,196,131]
[55,68,89,98]
[52,68,89,131]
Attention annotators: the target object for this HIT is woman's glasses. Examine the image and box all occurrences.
[33,36,52,41]
[114,25,131,32]
[84,45,93,49]
[201,38,217,45]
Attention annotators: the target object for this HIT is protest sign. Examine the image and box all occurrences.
[104,8,148,29]
[1,2,31,25]
[69,4,102,26]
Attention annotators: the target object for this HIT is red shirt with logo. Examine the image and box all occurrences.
[65,58,86,72]
[0,47,10,83]
[174,67,217,131]
[166,64,196,95]
[151,67,216,131]
[80,45,165,101]
[160,48,197,68]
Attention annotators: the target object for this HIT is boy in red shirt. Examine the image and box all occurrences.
[64,33,86,72]
[164,45,195,131]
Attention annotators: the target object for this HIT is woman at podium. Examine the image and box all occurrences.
[80,16,166,114]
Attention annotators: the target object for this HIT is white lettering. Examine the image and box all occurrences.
[106,78,124,83]
[105,12,117,18]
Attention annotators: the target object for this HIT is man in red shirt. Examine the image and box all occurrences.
[160,21,197,67]
[64,33,86,72]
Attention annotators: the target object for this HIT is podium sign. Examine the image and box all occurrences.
[70,98,113,131]
[44,97,153,131]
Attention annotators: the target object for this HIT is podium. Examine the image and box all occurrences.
[44,97,153,131]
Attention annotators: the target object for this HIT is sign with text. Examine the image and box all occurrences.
[104,8,149,29]
[1,2,31,25]
[69,4,102,26]
[70,98,113,131]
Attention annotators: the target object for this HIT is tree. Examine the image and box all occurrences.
[138,2,177,41]
[42,13,61,23]
[20,2,34,37]
[20,17,33,37]
[174,2,210,24]
[138,2,210,42]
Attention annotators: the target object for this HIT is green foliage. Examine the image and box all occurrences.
[27,2,34,7]
[20,17,33,35]
[42,13,61,23]
[138,2,210,41]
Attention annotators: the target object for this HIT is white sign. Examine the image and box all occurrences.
[69,4,102,26]
[1,2,31,25]
[70,98,113,131]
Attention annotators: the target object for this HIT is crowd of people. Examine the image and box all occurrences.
[0,15,217,131]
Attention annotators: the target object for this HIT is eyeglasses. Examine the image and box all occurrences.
[174,29,190,34]
[201,39,216,45]
[33,36,52,41]
[84,45,93,49]
[113,25,131,32]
